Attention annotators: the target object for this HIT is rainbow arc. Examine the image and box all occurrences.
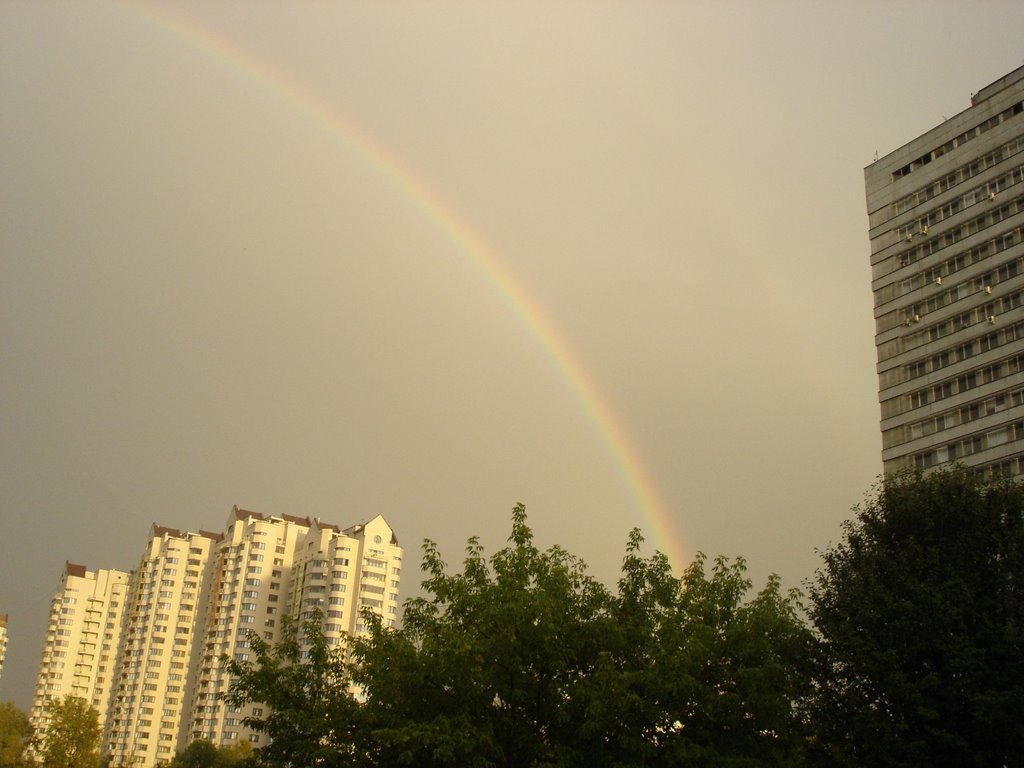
[128,3,689,571]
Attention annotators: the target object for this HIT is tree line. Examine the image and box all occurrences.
[3,467,1022,767]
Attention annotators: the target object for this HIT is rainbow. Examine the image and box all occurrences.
[125,3,689,571]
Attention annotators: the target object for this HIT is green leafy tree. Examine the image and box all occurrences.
[229,504,815,767]
[38,695,101,768]
[225,611,367,767]
[575,532,816,767]
[352,503,613,768]
[809,467,1024,767]
[0,702,33,768]
[217,740,253,766]
[166,738,253,768]
[168,739,220,768]
[354,505,814,767]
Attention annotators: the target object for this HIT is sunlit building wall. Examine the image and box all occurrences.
[866,65,1024,477]
[0,613,8,682]
[29,563,131,756]
[103,525,222,767]
[187,507,313,748]
[290,515,402,639]
[30,508,402,768]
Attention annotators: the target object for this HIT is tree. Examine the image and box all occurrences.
[225,611,367,767]
[228,504,815,767]
[0,702,32,768]
[168,739,220,768]
[217,740,253,766]
[167,738,252,768]
[808,467,1024,767]
[37,695,101,768]
[352,503,614,768]
[582,537,816,768]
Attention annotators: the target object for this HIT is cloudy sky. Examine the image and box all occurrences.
[2,1,1023,707]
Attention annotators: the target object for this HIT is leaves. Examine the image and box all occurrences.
[225,505,814,767]
[0,702,32,768]
[37,696,101,768]
[225,612,366,767]
[809,467,1024,767]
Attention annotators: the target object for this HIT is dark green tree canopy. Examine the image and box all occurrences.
[0,702,33,768]
[228,504,814,768]
[809,467,1024,767]
[165,738,252,768]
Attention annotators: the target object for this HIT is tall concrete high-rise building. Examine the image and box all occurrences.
[866,65,1024,477]
[0,614,8,682]
[103,526,223,767]
[185,508,312,749]
[30,507,403,768]
[187,509,402,748]
[29,563,131,751]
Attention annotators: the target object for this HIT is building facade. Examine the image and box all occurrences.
[104,526,222,767]
[866,65,1024,477]
[30,507,403,768]
[0,614,8,682]
[29,564,132,751]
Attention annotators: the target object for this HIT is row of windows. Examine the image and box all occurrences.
[883,191,1024,277]
[884,388,1023,449]
[881,350,1024,420]
[893,132,1024,215]
[910,419,1024,469]
[878,224,1024,309]
[891,100,1024,180]
[894,163,1024,241]
[876,254,1023,333]
[880,319,1024,390]
[972,451,1024,480]
[878,291,1024,362]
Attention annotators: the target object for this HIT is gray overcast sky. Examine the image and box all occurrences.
[2,1,1022,708]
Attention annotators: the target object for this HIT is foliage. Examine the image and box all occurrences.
[225,610,366,767]
[166,738,252,768]
[229,503,815,767]
[351,503,613,767]
[0,702,33,768]
[580,534,816,768]
[218,740,254,766]
[167,739,219,768]
[37,695,102,768]
[808,467,1024,767]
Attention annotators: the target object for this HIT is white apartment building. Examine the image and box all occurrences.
[29,563,131,751]
[104,526,222,767]
[866,65,1024,477]
[31,507,403,768]
[0,614,8,682]
[187,507,312,747]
